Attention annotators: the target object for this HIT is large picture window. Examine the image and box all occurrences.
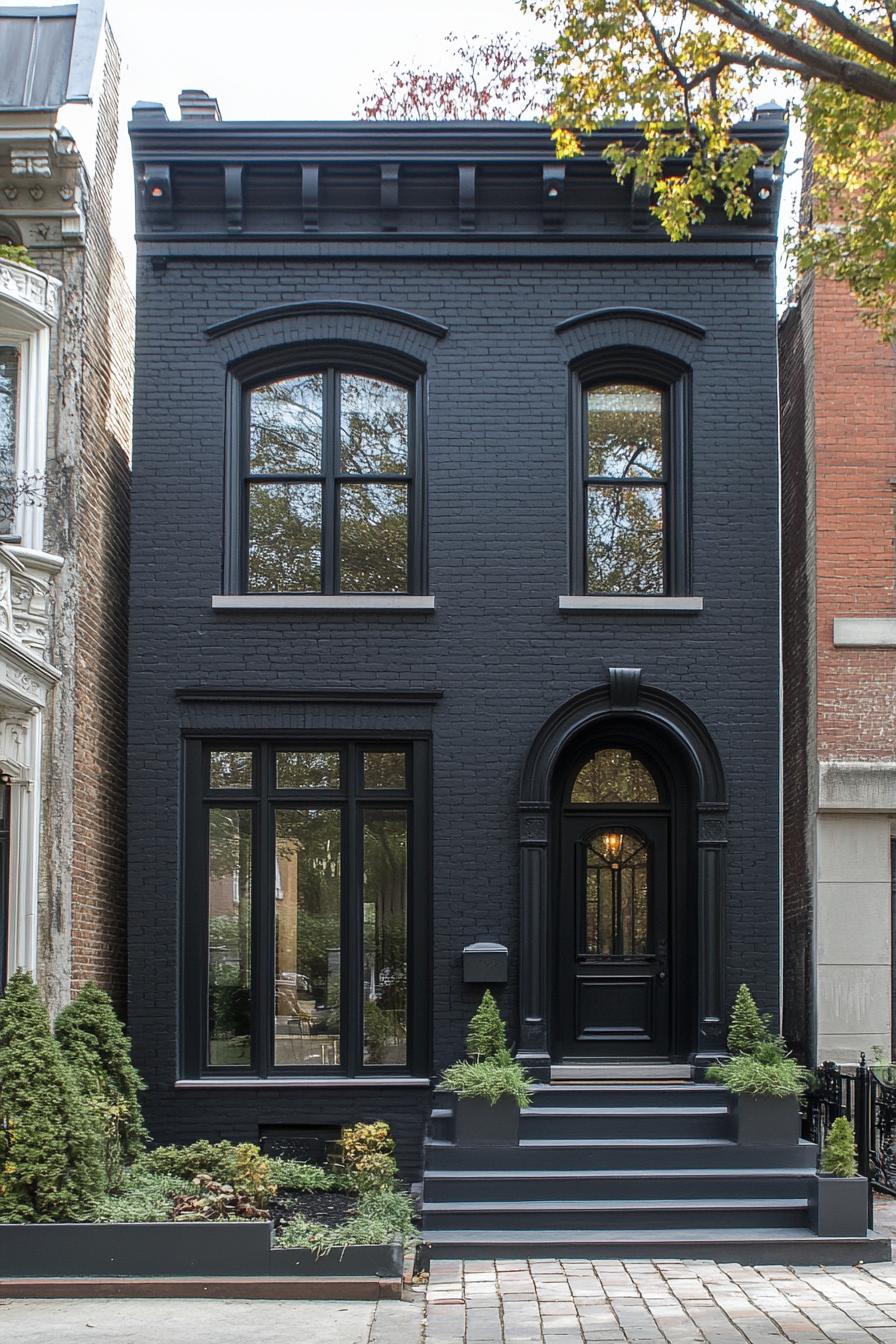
[229,351,425,595]
[184,738,429,1077]
[571,350,690,597]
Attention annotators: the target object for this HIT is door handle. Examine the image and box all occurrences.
[658,970,667,981]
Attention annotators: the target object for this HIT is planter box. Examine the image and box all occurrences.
[454,1094,520,1146]
[732,1094,801,1145]
[811,1174,870,1239]
[0,1220,403,1282]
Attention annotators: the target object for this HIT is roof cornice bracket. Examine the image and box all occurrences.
[224,164,244,233]
[543,163,565,231]
[380,163,399,232]
[458,164,476,231]
[301,163,319,232]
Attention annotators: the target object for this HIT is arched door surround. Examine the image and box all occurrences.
[517,671,727,1079]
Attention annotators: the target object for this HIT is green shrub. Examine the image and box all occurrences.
[266,1158,349,1192]
[341,1121,394,1167]
[0,971,104,1221]
[91,1163,189,1223]
[821,1116,859,1177]
[0,244,34,268]
[55,982,149,1190]
[350,1151,398,1194]
[708,1042,812,1098]
[277,1186,416,1251]
[144,1139,275,1202]
[466,989,507,1060]
[727,983,773,1056]
[441,1054,534,1107]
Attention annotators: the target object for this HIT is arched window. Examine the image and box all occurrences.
[571,349,690,597]
[570,747,660,804]
[236,355,423,595]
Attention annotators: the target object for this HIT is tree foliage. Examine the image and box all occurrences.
[356,32,547,120]
[55,982,149,1189]
[525,0,896,336]
[727,982,772,1054]
[0,972,103,1222]
[821,1115,859,1176]
[466,989,509,1060]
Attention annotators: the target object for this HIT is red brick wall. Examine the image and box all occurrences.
[813,273,896,761]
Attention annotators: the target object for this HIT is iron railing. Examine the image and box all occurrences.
[802,1053,896,1225]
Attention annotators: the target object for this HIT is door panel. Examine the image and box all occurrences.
[557,811,670,1059]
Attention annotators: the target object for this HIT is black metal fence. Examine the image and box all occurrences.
[802,1053,896,1224]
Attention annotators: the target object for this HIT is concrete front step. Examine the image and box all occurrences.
[421,1197,810,1232]
[419,1227,893,1266]
[423,1136,820,1171]
[531,1083,726,1108]
[521,1105,730,1140]
[422,1168,816,1203]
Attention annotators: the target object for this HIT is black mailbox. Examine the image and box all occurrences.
[462,941,508,984]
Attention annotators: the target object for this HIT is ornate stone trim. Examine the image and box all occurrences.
[0,258,61,326]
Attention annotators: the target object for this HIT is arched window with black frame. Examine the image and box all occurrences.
[571,349,691,597]
[228,348,425,596]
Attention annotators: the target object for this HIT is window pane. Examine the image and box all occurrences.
[274,808,342,1067]
[208,808,252,1068]
[584,831,649,957]
[250,374,323,474]
[210,750,253,790]
[363,751,407,790]
[587,484,664,595]
[571,748,659,804]
[588,383,663,479]
[340,374,408,474]
[277,751,341,790]
[362,809,407,1066]
[248,481,322,592]
[339,482,408,593]
[0,346,18,534]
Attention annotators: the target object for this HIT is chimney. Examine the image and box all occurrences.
[178,90,222,122]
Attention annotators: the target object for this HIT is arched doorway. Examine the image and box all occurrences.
[517,673,727,1079]
[555,735,688,1061]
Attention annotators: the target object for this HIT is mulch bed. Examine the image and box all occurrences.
[268,1188,358,1233]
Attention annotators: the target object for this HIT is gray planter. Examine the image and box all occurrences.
[811,1174,870,1239]
[0,1220,403,1281]
[454,1094,520,1145]
[732,1093,801,1145]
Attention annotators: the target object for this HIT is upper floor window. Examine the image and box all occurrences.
[239,360,422,595]
[571,351,690,597]
[0,346,18,537]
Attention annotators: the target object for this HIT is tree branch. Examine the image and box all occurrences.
[788,0,896,67]
[688,0,896,99]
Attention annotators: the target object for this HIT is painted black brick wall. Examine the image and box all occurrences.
[129,244,781,1171]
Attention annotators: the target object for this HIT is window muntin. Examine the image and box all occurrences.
[188,739,425,1077]
[244,368,413,595]
[584,381,667,595]
[571,748,660,805]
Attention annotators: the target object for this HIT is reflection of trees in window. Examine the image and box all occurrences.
[207,808,252,1067]
[245,369,411,594]
[571,748,659,804]
[362,809,408,1065]
[585,383,666,595]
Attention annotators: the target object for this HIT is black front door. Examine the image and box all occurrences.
[557,812,670,1059]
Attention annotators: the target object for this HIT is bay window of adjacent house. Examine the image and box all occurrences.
[184,738,428,1077]
[235,356,424,594]
[0,344,19,538]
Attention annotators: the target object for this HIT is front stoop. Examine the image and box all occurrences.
[419,1084,891,1265]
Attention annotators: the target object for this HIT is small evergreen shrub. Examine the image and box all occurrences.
[466,989,507,1060]
[707,1041,812,1098]
[821,1116,859,1177]
[55,982,149,1190]
[0,971,104,1222]
[441,1055,534,1107]
[91,1164,189,1223]
[727,984,773,1056]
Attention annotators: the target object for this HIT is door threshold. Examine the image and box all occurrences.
[550,1063,693,1082]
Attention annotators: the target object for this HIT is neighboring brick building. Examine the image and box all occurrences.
[128,95,786,1164]
[780,266,896,1065]
[0,0,132,1012]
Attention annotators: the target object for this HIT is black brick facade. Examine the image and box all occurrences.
[129,118,784,1171]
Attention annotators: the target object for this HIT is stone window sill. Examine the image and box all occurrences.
[175,1077,432,1089]
[212,594,435,612]
[558,595,704,613]
[832,617,896,647]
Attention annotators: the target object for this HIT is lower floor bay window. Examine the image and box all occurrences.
[183,737,429,1078]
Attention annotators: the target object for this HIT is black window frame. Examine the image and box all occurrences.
[570,347,691,597]
[182,733,431,1080]
[224,344,427,596]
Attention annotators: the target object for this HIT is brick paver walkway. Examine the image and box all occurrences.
[423,1258,896,1343]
